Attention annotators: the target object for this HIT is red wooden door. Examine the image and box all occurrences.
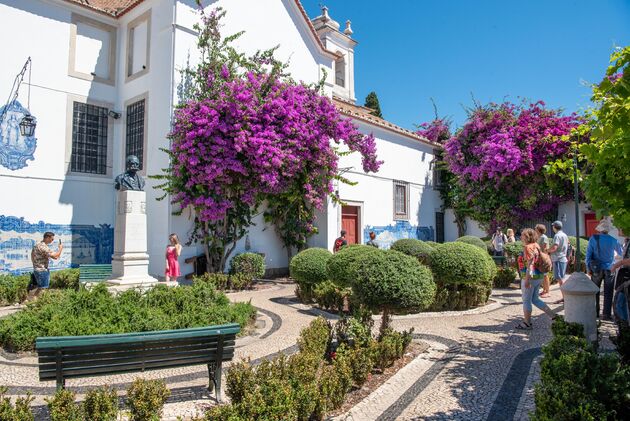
[342,206,359,244]
[585,213,597,238]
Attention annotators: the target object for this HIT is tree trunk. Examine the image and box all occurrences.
[379,307,392,338]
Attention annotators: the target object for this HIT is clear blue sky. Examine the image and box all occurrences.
[302,0,630,130]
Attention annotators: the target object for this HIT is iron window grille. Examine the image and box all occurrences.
[125,99,145,170]
[393,180,410,220]
[71,102,109,175]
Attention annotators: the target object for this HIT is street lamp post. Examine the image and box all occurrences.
[573,138,581,272]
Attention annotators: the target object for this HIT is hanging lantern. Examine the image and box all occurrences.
[19,114,36,137]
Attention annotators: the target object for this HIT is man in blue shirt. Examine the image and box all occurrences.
[586,218,623,320]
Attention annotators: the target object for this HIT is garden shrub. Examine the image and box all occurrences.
[0,274,29,306]
[503,240,523,258]
[424,241,439,248]
[0,282,256,352]
[372,328,413,371]
[83,386,118,421]
[336,316,372,349]
[229,273,253,291]
[313,280,350,313]
[532,317,630,421]
[337,344,373,386]
[455,235,487,250]
[297,317,331,357]
[352,250,436,328]
[429,281,493,311]
[126,378,170,421]
[230,253,265,279]
[46,389,81,421]
[430,242,496,286]
[193,272,228,290]
[0,386,34,421]
[493,266,517,288]
[50,268,80,290]
[290,248,332,286]
[326,244,379,287]
[390,239,434,265]
[314,357,353,418]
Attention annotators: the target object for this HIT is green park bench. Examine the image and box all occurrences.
[492,256,507,267]
[78,264,112,283]
[36,323,240,402]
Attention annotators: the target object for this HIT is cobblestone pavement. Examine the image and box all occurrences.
[0,279,619,420]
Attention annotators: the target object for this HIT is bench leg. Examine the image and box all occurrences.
[207,362,222,403]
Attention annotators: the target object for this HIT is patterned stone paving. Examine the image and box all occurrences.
[0,279,618,420]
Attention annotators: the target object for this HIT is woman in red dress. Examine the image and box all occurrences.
[165,233,182,283]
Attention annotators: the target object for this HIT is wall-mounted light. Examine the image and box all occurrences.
[1,57,36,136]
[19,114,36,137]
[108,110,121,119]
[561,213,567,223]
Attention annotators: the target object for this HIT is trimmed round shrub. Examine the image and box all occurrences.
[430,242,496,286]
[493,266,517,288]
[326,244,380,287]
[390,239,434,265]
[230,252,265,279]
[504,241,524,258]
[455,235,487,250]
[424,241,439,249]
[352,250,436,313]
[290,248,332,286]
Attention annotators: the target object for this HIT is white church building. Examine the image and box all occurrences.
[0,0,449,277]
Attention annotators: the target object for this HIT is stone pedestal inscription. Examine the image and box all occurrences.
[108,190,157,287]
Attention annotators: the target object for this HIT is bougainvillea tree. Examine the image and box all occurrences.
[441,101,581,231]
[155,8,381,271]
[580,47,630,233]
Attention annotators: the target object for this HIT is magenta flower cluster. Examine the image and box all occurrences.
[442,101,581,227]
[169,71,382,222]
[416,118,451,144]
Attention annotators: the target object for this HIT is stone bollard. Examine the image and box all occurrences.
[560,272,600,342]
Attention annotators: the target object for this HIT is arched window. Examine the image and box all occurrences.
[335,55,345,87]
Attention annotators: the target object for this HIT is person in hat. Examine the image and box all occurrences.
[547,220,569,304]
[333,230,348,253]
[586,217,623,320]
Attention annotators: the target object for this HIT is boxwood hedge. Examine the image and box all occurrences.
[455,235,487,250]
[326,244,379,287]
[290,248,332,286]
[430,242,496,286]
[390,239,434,265]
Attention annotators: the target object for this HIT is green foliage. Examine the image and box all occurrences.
[326,244,379,288]
[430,242,496,286]
[568,236,588,260]
[372,329,413,371]
[313,280,350,313]
[493,266,517,288]
[83,386,118,421]
[532,317,630,421]
[126,378,170,421]
[455,235,487,250]
[0,274,29,306]
[581,46,630,233]
[336,316,373,349]
[0,386,34,421]
[429,282,492,311]
[50,269,80,290]
[297,317,331,357]
[364,91,383,118]
[503,241,524,258]
[0,282,256,352]
[46,389,81,421]
[390,239,434,265]
[424,241,439,248]
[337,344,373,387]
[193,272,252,291]
[289,248,332,286]
[230,253,265,279]
[352,250,436,313]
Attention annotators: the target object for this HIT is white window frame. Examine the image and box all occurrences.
[68,13,117,86]
[123,92,149,175]
[125,10,151,82]
[335,55,346,88]
[393,180,410,220]
[65,94,114,178]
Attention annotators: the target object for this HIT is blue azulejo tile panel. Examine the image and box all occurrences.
[0,100,37,171]
[364,221,434,250]
[0,215,113,275]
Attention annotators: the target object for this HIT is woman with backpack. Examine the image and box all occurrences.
[516,228,556,330]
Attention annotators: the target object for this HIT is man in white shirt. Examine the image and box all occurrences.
[547,221,569,304]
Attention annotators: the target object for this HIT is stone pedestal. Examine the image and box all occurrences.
[561,272,599,342]
[108,190,157,287]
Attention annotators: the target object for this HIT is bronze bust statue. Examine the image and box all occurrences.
[115,155,145,191]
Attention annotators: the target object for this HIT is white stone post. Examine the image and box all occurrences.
[560,272,599,342]
[108,190,158,288]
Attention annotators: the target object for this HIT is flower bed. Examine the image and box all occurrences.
[0,283,256,352]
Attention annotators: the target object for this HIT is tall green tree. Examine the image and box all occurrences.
[364,91,383,118]
[581,46,630,233]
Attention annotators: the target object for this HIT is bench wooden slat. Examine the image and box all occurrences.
[37,338,236,363]
[79,264,112,283]
[39,350,235,379]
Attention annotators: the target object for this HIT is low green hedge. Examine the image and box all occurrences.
[326,244,379,288]
[230,253,265,279]
[532,317,630,420]
[290,248,332,286]
[0,282,256,352]
[390,239,434,265]
[493,266,517,288]
[50,269,80,290]
[503,241,523,258]
[0,274,29,306]
[455,235,487,250]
